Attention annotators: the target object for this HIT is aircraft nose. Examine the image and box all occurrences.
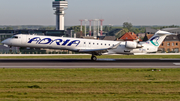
[1,40,6,44]
[1,39,8,44]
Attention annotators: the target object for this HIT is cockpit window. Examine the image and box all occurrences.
[11,36,18,39]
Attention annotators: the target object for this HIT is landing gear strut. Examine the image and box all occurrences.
[91,55,97,61]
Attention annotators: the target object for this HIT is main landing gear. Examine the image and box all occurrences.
[91,52,102,61]
[91,55,97,61]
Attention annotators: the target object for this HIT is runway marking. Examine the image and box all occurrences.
[0,66,180,68]
[173,63,180,65]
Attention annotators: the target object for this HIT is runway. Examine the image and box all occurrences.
[0,59,180,68]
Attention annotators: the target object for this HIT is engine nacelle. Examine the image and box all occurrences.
[125,41,142,49]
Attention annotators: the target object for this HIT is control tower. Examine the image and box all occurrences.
[52,0,68,30]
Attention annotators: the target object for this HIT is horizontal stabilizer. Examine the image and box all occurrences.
[155,30,175,35]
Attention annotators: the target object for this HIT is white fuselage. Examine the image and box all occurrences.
[2,34,157,54]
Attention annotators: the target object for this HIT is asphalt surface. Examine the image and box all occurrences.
[0,59,180,68]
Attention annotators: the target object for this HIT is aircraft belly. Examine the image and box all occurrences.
[107,50,116,54]
[132,49,142,53]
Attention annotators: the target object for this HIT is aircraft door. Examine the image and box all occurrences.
[21,35,26,45]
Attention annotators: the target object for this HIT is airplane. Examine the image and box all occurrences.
[1,30,173,61]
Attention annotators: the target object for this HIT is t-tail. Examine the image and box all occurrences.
[146,30,173,49]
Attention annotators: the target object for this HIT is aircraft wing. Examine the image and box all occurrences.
[78,42,121,53]
[78,48,108,53]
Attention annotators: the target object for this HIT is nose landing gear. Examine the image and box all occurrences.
[9,46,12,53]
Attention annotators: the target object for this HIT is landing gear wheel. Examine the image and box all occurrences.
[91,56,97,61]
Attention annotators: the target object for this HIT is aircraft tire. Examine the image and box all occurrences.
[91,56,97,61]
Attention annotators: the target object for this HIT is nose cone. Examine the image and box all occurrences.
[1,40,6,44]
[1,39,9,45]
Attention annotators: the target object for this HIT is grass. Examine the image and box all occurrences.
[0,68,180,101]
[0,55,180,59]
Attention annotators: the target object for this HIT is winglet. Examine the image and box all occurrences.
[109,42,121,49]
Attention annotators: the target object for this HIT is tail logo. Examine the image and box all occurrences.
[150,36,159,46]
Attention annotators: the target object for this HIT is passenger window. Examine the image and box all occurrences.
[109,44,110,46]
[97,43,99,45]
[89,42,91,44]
[101,43,103,45]
[84,42,86,44]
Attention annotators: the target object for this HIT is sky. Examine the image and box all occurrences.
[0,0,180,26]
